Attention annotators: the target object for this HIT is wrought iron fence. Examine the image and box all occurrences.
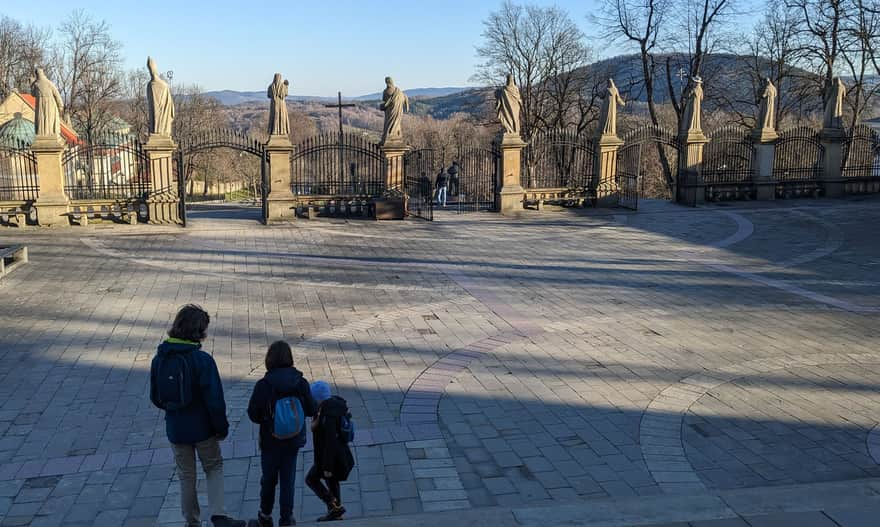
[447,146,498,213]
[702,125,755,201]
[618,124,679,200]
[403,148,435,220]
[773,126,824,198]
[0,139,38,202]
[291,132,386,197]
[521,129,595,190]
[63,132,150,200]
[842,125,880,179]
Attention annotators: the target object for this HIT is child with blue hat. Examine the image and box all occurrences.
[306,380,355,522]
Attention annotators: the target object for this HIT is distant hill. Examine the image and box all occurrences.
[205,87,471,106]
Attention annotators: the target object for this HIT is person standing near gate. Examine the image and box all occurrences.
[447,160,461,198]
[150,305,245,527]
[419,171,432,205]
[435,168,449,207]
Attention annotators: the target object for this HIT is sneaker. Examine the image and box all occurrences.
[249,511,273,527]
[212,516,247,527]
[317,502,346,522]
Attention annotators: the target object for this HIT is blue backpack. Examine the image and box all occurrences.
[272,394,305,440]
[153,353,193,411]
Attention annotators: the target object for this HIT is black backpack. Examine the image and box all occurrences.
[153,353,194,411]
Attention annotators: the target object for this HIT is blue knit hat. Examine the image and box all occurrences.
[311,380,331,403]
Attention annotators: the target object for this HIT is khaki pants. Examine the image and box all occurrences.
[171,437,226,526]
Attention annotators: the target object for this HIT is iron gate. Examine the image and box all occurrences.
[618,125,678,207]
[702,125,755,202]
[773,126,824,198]
[403,148,435,220]
[177,128,267,225]
[446,147,499,213]
[62,132,150,201]
[0,139,39,202]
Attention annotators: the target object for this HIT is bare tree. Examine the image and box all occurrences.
[0,16,51,101]
[51,10,123,142]
[474,1,596,139]
[839,0,880,127]
[172,84,228,196]
[595,0,670,126]
[119,68,149,140]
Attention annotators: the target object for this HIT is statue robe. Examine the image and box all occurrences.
[268,78,290,136]
[495,82,522,135]
[822,78,846,129]
[758,80,777,131]
[598,80,625,137]
[148,78,175,136]
[681,82,704,134]
[32,75,64,139]
[381,85,409,143]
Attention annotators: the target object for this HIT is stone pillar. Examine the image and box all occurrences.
[144,134,180,224]
[594,133,624,206]
[751,128,777,200]
[265,134,296,222]
[498,133,526,216]
[31,136,69,227]
[677,130,709,205]
[377,143,408,220]
[819,127,846,198]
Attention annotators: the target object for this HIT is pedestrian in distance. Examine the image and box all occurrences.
[435,168,449,207]
[247,341,317,527]
[306,380,356,522]
[150,304,246,527]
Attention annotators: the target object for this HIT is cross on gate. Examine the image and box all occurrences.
[677,68,688,84]
[324,92,357,189]
[325,91,356,138]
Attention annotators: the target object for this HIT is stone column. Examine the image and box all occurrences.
[377,142,408,220]
[144,134,180,224]
[594,133,624,206]
[751,128,777,201]
[31,136,69,227]
[677,130,709,205]
[265,134,296,222]
[819,127,846,198]
[498,133,526,215]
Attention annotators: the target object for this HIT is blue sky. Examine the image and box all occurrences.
[5,0,762,96]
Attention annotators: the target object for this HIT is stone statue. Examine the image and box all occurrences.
[495,73,522,135]
[267,73,290,136]
[379,77,409,145]
[757,77,777,131]
[681,77,704,134]
[597,78,625,137]
[146,57,174,136]
[31,67,64,140]
[822,77,846,129]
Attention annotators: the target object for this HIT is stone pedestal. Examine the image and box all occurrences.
[751,129,778,201]
[378,142,408,220]
[677,130,709,205]
[498,133,526,216]
[265,135,296,222]
[820,127,846,198]
[594,133,624,207]
[144,134,180,224]
[31,136,69,227]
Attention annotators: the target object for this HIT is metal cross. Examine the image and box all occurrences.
[324,92,356,137]
[677,68,688,84]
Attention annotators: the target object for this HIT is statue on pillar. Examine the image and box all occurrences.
[681,77,703,135]
[146,57,175,136]
[597,78,625,138]
[757,78,777,132]
[822,77,846,130]
[31,67,64,140]
[267,73,290,136]
[379,76,409,145]
[495,73,522,136]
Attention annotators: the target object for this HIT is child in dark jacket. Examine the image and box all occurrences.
[306,381,355,522]
[247,341,317,527]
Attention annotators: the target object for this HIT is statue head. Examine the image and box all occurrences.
[385,76,394,87]
[273,73,282,83]
[34,67,44,81]
[147,57,159,79]
[506,73,515,86]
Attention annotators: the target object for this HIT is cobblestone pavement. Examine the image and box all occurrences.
[0,198,878,526]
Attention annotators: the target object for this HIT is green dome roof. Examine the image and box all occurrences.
[0,113,35,147]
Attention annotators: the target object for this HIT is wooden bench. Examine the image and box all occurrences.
[522,188,594,210]
[0,245,28,277]
[0,207,29,227]
[68,203,138,226]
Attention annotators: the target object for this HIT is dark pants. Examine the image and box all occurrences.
[306,464,341,506]
[260,444,300,523]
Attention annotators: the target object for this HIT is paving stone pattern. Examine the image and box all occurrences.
[0,198,878,525]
